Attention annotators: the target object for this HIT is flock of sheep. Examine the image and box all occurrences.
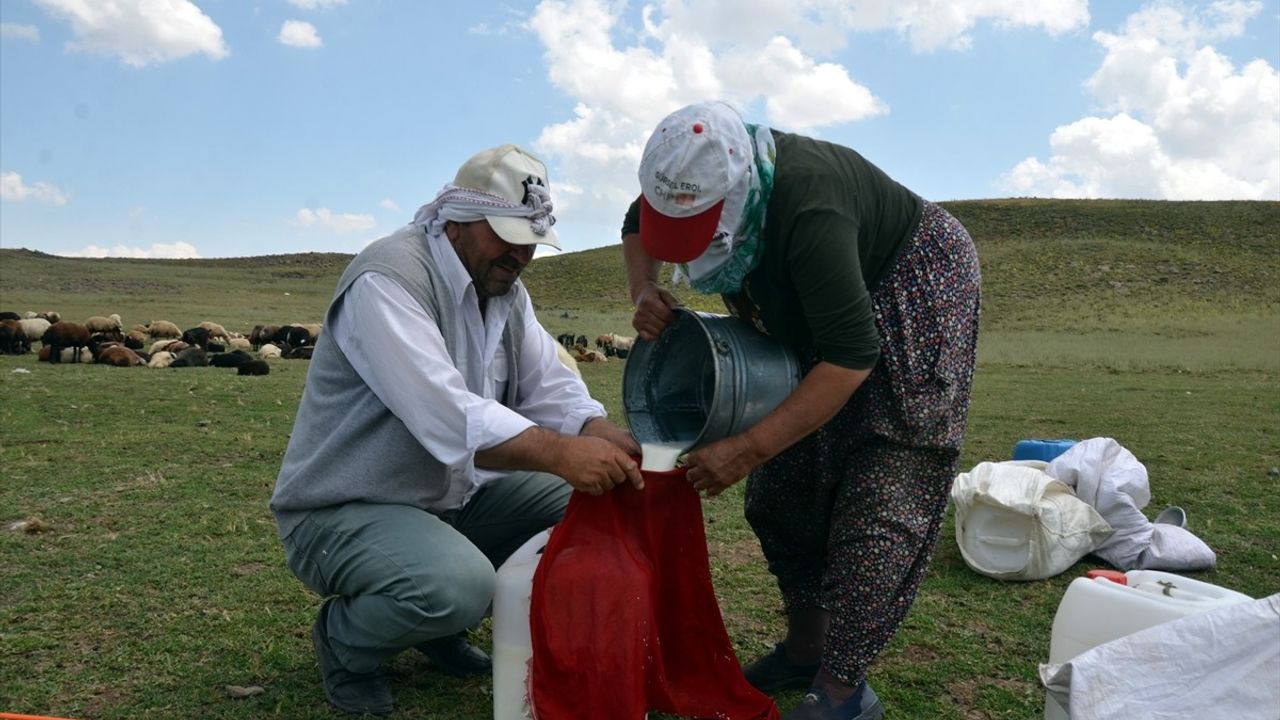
[554,332,635,364]
[0,310,321,377]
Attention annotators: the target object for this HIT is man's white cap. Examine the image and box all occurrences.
[454,144,560,249]
[637,102,753,263]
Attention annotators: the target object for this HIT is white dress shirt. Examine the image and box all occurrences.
[330,236,604,511]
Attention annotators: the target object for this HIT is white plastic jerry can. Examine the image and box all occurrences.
[492,528,551,720]
[1043,568,1254,720]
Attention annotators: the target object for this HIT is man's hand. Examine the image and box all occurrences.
[555,436,645,495]
[631,282,682,342]
[580,417,641,457]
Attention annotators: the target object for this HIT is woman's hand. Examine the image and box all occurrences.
[684,434,763,498]
[631,281,682,342]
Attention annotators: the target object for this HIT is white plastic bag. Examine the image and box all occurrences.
[952,461,1113,581]
[1045,437,1216,571]
[1040,593,1280,720]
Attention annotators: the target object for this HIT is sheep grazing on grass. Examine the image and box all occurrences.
[258,343,283,359]
[41,322,91,363]
[98,346,145,367]
[249,325,280,350]
[146,320,182,339]
[1,320,31,354]
[181,326,210,350]
[198,321,231,343]
[148,351,176,369]
[130,324,148,335]
[272,325,311,348]
[554,341,582,379]
[209,350,253,368]
[237,359,270,376]
[19,318,50,344]
[170,347,209,368]
[85,315,123,333]
[573,347,608,364]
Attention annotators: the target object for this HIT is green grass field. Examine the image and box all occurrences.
[1,199,1278,719]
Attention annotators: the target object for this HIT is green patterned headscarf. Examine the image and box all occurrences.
[675,122,776,295]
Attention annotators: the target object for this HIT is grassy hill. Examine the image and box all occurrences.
[1,199,1278,719]
[3,198,1277,369]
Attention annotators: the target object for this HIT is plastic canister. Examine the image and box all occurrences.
[623,308,800,451]
[1012,439,1077,462]
[493,528,551,720]
[1043,569,1254,720]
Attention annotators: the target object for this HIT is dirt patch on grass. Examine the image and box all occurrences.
[231,561,270,577]
[945,676,1038,719]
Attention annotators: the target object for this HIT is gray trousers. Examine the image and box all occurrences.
[282,472,570,673]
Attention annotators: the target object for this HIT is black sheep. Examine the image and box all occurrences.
[209,350,253,368]
[272,325,311,348]
[41,321,91,363]
[181,326,211,349]
[0,311,21,321]
[170,347,209,367]
[0,320,31,354]
[283,346,314,360]
[238,359,270,376]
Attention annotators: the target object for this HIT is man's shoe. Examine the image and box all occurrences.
[416,632,492,677]
[743,643,821,693]
[312,602,394,716]
[782,683,884,720]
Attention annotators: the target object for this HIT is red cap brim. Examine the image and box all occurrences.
[639,195,724,264]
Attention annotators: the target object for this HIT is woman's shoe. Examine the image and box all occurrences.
[782,683,884,720]
[742,643,821,693]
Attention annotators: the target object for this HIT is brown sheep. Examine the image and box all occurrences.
[98,346,145,367]
[85,314,123,333]
[41,322,91,363]
[146,320,182,339]
[198,321,232,342]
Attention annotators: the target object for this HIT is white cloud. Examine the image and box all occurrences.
[1,170,68,205]
[60,241,201,259]
[1002,1,1279,200]
[292,207,376,233]
[526,0,1090,234]
[287,0,348,9]
[379,198,401,212]
[278,20,322,48]
[0,23,40,41]
[34,0,228,67]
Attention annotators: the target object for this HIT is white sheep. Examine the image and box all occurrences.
[147,351,176,369]
[19,318,51,343]
[228,337,252,351]
[259,343,283,359]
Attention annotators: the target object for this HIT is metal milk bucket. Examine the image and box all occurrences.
[623,309,801,451]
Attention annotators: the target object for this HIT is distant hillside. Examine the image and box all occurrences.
[1,199,1276,336]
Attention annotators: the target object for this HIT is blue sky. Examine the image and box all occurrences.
[1,0,1277,259]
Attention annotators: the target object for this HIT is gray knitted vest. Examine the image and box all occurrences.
[270,225,527,539]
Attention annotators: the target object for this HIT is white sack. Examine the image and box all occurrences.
[952,461,1112,581]
[1040,593,1280,720]
[1045,438,1216,571]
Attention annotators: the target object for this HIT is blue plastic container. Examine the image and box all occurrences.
[1012,439,1077,462]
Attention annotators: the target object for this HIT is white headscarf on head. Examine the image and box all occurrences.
[410,183,555,241]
